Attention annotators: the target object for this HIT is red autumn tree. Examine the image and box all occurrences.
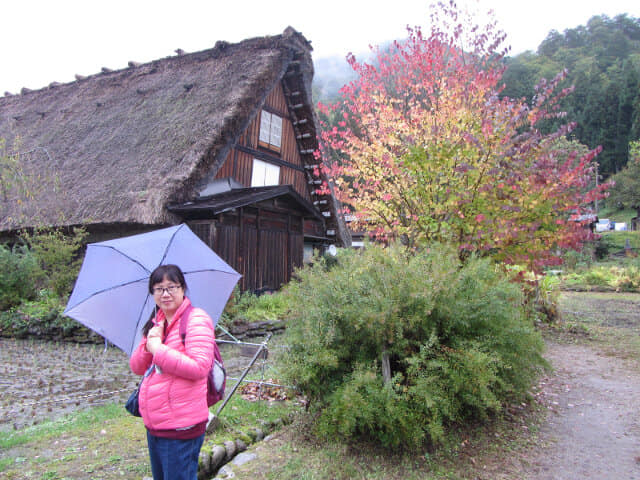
[319,0,608,272]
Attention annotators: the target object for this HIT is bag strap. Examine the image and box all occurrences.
[179,304,195,345]
[137,364,154,390]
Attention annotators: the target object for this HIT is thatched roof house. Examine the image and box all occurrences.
[0,27,349,291]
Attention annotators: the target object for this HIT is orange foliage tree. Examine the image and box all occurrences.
[318,1,608,272]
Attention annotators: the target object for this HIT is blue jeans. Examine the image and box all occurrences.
[146,431,204,480]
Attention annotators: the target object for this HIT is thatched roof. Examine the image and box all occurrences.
[0,27,315,233]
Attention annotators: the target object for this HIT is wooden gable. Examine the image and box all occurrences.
[213,82,310,201]
[171,185,320,291]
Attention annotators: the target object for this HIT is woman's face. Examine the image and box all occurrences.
[152,275,185,317]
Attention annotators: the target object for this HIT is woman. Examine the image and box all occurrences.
[130,264,214,480]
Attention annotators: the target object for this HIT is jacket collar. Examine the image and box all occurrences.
[153,296,192,336]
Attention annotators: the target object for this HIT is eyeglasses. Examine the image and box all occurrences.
[152,285,182,296]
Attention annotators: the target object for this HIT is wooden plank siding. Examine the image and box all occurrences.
[188,205,304,292]
[214,81,310,201]
[264,81,290,116]
[190,81,320,292]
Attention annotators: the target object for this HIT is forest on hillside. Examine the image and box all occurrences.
[314,14,640,181]
[502,14,640,179]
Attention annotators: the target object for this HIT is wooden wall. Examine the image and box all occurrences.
[215,82,310,201]
[192,81,325,291]
[188,206,304,292]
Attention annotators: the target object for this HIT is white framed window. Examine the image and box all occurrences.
[251,159,280,187]
[258,110,282,152]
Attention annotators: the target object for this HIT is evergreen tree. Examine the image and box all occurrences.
[501,14,640,178]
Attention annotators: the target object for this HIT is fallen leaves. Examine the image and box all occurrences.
[239,379,292,402]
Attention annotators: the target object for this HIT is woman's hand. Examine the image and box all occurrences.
[146,322,164,355]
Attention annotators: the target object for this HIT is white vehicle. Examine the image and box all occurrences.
[595,219,614,232]
[614,222,627,231]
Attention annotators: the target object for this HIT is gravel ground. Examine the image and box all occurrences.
[0,335,275,433]
[0,339,138,432]
[522,341,640,479]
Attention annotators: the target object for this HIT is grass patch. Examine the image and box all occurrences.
[0,403,125,450]
[0,393,302,479]
[559,255,640,292]
[231,401,547,480]
[596,206,636,225]
[206,392,302,445]
[599,230,640,251]
[0,403,147,478]
[556,291,640,366]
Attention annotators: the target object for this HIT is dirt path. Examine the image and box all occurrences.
[522,342,640,480]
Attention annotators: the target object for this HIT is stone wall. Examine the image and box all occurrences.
[0,318,285,344]
[197,414,293,479]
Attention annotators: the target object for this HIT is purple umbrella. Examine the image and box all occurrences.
[64,224,241,356]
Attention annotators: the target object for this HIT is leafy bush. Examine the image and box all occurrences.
[535,274,561,322]
[279,243,546,448]
[560,259,640,292]
[0,243,43,310]
[22,227,87,297]
[0,227,92,340]
[244,292,288,321]
[593,239,610,260]
[220,287,288,327]
[0,289,77,337]
[561,244,595,270]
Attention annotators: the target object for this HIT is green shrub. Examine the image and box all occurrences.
[0,243,43,310]
[559,258,640,292]
[0,289,76,337]
[561,244,594,270]
[244,291,288,321]
[220,287,288,327]
[594,239,610,260]
[583,269,613,286]
[520,273,561,323]
[279,243,546,448]
[606,261,640,291]
[22,227,87,297]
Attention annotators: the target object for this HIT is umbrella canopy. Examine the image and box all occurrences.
[64,224,241,356]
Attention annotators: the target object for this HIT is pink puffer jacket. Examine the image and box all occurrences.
[130,297,214,430]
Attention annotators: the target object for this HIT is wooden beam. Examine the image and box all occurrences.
[260,105,290,121]
[238,207,244,278]
[256,208,262,289]
[286,214,292,281]
[234,145,304,172]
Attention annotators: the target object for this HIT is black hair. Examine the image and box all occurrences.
[148,264,187,294]
[141,264,188,336]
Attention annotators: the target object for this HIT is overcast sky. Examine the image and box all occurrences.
[1,0,639,93]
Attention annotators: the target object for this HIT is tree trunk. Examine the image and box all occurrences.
[381,350,391,384]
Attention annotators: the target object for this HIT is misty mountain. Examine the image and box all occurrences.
[312,46,386,103]
[312,55,356,103]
